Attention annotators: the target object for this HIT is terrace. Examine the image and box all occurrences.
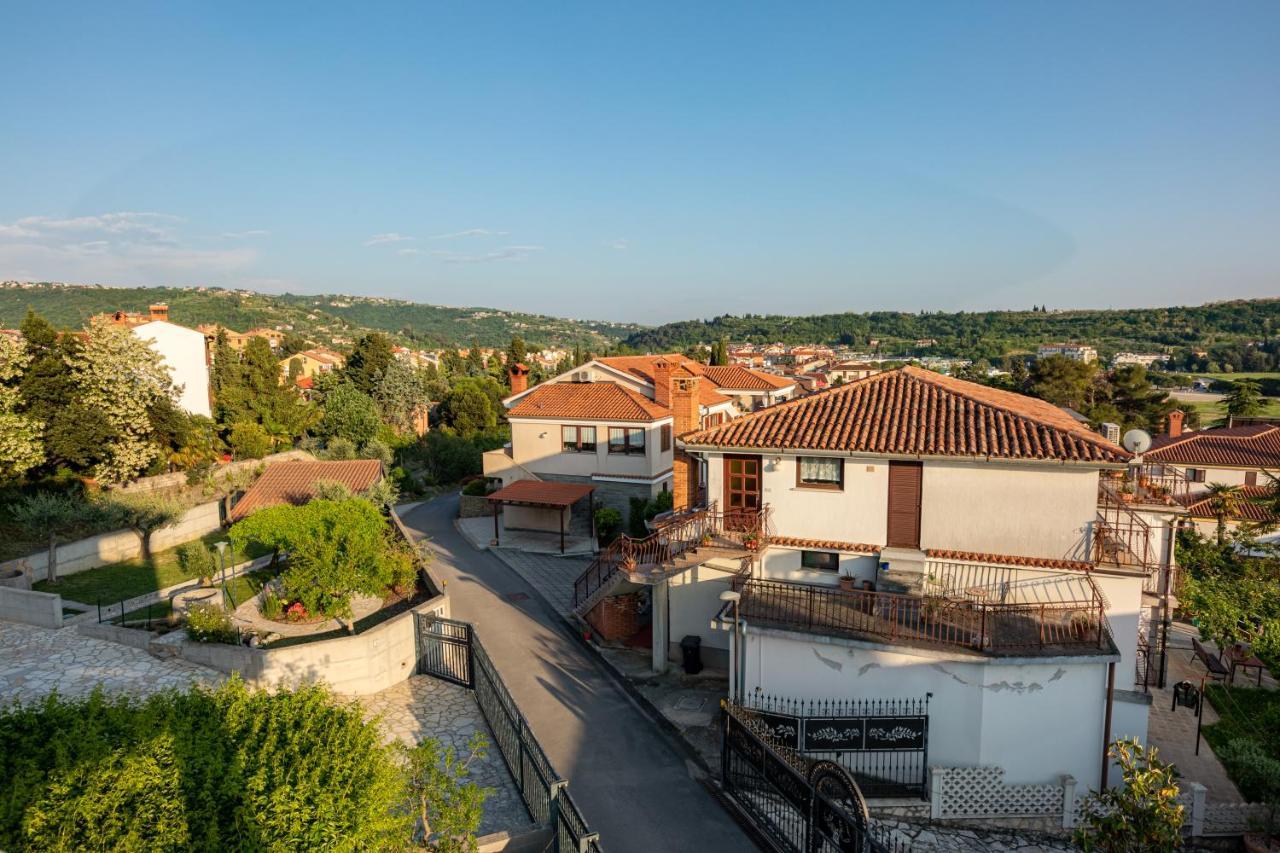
[732,570,1114,658]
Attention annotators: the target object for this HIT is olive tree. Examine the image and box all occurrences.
[12,493,102,584]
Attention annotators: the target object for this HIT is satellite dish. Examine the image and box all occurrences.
[1122,429,1152,454]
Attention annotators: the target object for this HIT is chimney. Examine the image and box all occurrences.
[671,376,702,511]
[509,362,530,395]
[148,303,169,322]
[652,358,673,409]
[1167,410,1184,438]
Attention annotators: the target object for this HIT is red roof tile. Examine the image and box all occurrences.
[925,549,1095,572]
[507,382,670,421]
[701,365,794,391]
[594,355,733,406]
[681,366,1129,464]
[1179,484,1277,523]
[769,536,881,553]
[487,480,596,507]
[1146,425,1280,469]
[229,460,383,520]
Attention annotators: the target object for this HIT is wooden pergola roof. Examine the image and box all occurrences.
[486,480,596,508]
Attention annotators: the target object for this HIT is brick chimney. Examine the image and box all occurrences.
[671,376,702,511]
[148,303,169,322]
[1167,410,1184,438]
[652,357,673,409]
[508,362,530,395]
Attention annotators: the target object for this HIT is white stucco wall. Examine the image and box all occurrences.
[504,504,575,534]
[919,461,1098,560]
[742,628,1114,786]
[758,547,879,588]
[133,320,212,418]
[509,418,671,481]
[668,561,738,655]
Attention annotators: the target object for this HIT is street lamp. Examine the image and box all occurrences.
[214,541,230,593]
[720,590,742,704]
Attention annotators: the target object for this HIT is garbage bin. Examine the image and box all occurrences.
[680,635,703,675]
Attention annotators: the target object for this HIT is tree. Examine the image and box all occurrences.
[376,360,433,434]
[1074,738,1184,852]
[1224,379,1265,418]
[344,332,395,394]
[227,420,273,459]
[102,494,185,562]
[318,384,382,447]
[11,493,101,583]
[710,338,729,366]
[1250,471,1280,531]
[0,334,45,481]
[403,732,491,852]
[279,331,308,357]
[465,339,485,377]
[1105,365,1175,433]
[505,335,527,374]
[66,318,175,483]
[229,498,416,621]
[437,386,496,436]
[1203,482,1243,544]
[1029,355,1098,410]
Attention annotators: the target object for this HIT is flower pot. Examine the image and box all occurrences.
[838,576,856,593]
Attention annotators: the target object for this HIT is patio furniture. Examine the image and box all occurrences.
[1191,638,1229,681]
[1226,644,1266,687]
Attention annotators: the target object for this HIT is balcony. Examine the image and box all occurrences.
[735,573,1113,658]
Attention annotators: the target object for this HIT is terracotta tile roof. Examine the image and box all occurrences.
[486,480,596,507]
[229,460,383,520]
[925,549,1095,572]
[593,355,733,406]
[701,365,794,391]
[507,382,670,422]
[1179,484,1277,523]
[1146,425,1280,469]
[680,366,1129,464]
[769,536,881,553]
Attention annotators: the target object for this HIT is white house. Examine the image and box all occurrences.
[573,366,1165,794]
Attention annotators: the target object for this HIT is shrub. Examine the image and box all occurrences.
[596,507,623,544]
[627,497,648,538]
[461,479,489,497]
[324,437,357,460]
[1216,738,1280,804]
[361,438,394,466]
[1074,738,1184,851]
[175,540,216,586]
[260,589,284,621]
[0,680,408,850]
[185,603,238,644]
[227,420,272,460]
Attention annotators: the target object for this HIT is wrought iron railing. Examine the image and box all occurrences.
[571,505,769,610]
[737,577,1109,654]
[1098,465,1193,508]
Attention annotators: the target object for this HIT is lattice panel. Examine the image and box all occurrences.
[936,766,1063,819]
[1203,803,1271,836]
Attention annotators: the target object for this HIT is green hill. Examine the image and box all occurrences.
[0,282,640,350]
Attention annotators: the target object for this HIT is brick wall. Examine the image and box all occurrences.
[587,592,640,641]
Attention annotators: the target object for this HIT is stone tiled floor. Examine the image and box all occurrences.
[457,516,594,556]
[876,819,1077,851]
[358,676,533,837]
[0,619,218,703]
[488,547,591,618]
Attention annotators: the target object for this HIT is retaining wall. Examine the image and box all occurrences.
[113,449,312,495]
[0,587,64,629]
[2,501,224,583]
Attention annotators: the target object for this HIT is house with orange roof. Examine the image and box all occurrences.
[483,354,795,518]
[566,366,1174,797]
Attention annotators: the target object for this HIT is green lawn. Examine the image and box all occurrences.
[1194,372,1280,382]
[1203,685,1280,801]
[35,531,271,606]
[1180,397,1280,422]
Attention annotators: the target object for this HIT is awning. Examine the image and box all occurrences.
[486,480,596,508]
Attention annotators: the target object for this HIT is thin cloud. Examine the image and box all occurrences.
[430,245,543,264]
[219,229,271,239]
[429,228,509,240]
[364,232,415,247]
[606,238,629,250]
[397,248,422,256]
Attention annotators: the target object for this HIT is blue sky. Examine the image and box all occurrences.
[1,3,1277,324]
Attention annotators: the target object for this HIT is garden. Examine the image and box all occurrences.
[0,679,491,851]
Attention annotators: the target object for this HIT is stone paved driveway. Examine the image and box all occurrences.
[0,620,218,703]
[359,676,532,837]
[488,548,590,618]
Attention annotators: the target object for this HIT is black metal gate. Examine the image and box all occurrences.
[745,694,930,799]
[416,614,473,686]
[722,704,903,853]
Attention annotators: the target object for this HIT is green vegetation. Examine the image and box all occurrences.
[0,679,413,851]
[184,602,238,643]
[404,732,491,853]
[229,497,418,621]
[1177,529,1280,674]
[1073,738,1185,851]
[33,530,269,604]
[1203,687,1280,803]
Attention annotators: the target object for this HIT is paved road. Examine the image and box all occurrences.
[400,494,756,853]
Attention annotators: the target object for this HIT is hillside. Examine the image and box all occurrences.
[0,282,640,350]
[623,300,1280,361]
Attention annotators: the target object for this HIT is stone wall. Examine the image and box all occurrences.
[460,494,493,518]
[2,500,224,583]
[113,449,312,495]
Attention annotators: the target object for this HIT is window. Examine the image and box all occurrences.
[1187,468,1206,483]
[661,424,672,452]
[562,425,596,453]
[608,427,646,455]
[1246,471,1258,487]
[800,550,840,572]
[796,456,843,489]
[702,412,726,430]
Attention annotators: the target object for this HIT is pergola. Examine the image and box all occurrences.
[486,480,597,554]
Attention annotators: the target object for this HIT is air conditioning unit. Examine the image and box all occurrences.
[573,371,589,383]
[1100,422,1121,444]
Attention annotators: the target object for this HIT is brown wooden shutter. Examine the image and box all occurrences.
[886,461,923,549]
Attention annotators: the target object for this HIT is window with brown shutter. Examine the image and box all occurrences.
[661,424,672,452]
[1246,471,1258,486]
[886,461,922,549]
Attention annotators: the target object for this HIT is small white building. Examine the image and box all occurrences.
[123,307,211,418]
[1037,343,1098,363]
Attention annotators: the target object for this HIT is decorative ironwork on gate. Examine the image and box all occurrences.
[722,702,908,853]
[744,694,930,799]
[414,613,603,852]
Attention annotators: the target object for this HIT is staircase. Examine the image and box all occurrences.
[571,505,769,616]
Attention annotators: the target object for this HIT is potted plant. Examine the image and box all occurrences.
[838,574,856,593]
[700,530,714,547]
[742,532,760,552]
[620,555,637,573]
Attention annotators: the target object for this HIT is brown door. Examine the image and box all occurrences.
[886,461,923,549]
[724,455,762,525]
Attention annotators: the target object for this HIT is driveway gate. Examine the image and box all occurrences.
[416,614,473,687]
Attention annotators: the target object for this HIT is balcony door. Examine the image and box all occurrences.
[723,455,762,527]
[886,461,922,549]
